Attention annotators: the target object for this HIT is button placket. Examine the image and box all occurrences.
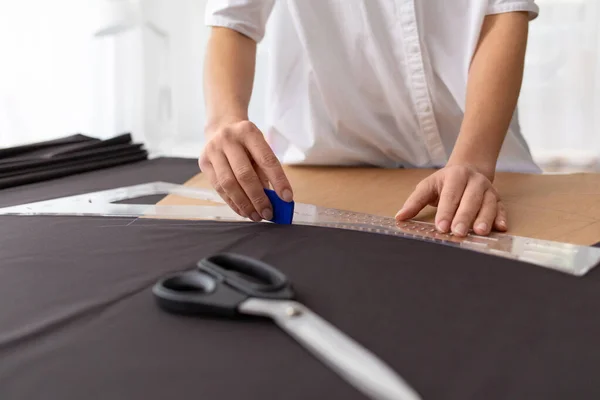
[398,0,447,165]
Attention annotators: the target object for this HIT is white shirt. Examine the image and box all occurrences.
[205,0,542,173]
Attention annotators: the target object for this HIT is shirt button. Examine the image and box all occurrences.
[422,120,434,129]
[409,64,420,74]
[410,45,419,54]
[400,3,413,13]
[419,103,430,112]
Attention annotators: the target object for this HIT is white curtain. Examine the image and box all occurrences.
[0,0,598,167]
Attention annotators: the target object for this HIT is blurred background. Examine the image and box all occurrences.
[0,0,598,172]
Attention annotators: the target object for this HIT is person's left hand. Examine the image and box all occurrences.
[395,165,507,237]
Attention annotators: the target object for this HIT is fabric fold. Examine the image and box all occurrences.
[0,133,147,188]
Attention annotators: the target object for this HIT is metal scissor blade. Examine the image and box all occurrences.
[239,298,422,400]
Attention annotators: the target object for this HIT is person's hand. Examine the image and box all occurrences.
[198,118,293,222]
[395,165,507,237]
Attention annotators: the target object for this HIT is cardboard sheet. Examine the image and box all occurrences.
[160,167,600,246]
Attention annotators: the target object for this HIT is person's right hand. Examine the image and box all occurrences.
[199,119,293,222]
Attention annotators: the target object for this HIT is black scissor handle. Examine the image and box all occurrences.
[152,253,294,317]
[198,253,292,298]
[152,269,244,316]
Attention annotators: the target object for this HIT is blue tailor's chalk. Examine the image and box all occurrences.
[264,188,294,224]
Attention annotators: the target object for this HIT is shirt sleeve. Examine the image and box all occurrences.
[487,0,540,20]
[205,0,276,43]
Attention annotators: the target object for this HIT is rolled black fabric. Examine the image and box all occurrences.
[0,133,147,188]
[0,144,144,176]
[0,150,148,189]
[0,134,91,159]
[1,158,600,400]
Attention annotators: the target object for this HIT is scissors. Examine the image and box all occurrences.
[152,253,422,400]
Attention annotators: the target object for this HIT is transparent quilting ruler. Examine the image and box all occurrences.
[0,181,598,277]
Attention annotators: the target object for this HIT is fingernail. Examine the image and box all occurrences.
[453,223,467,236]
[437,220,450,232]
[251,212,262,222]
[395,208,405,219]
[261,208,273,221]
[476,222,488,233]
[282,189,293,202]
[498,219,507,229]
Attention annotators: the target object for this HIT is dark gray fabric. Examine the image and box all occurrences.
[1,158,600,400]
[0,134,147,189]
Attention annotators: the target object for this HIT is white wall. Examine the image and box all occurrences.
[0,1,102,146]
[138,0,272,157]
[518,0,600,165]
[138,0,207,156]
[0,0,213,155]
